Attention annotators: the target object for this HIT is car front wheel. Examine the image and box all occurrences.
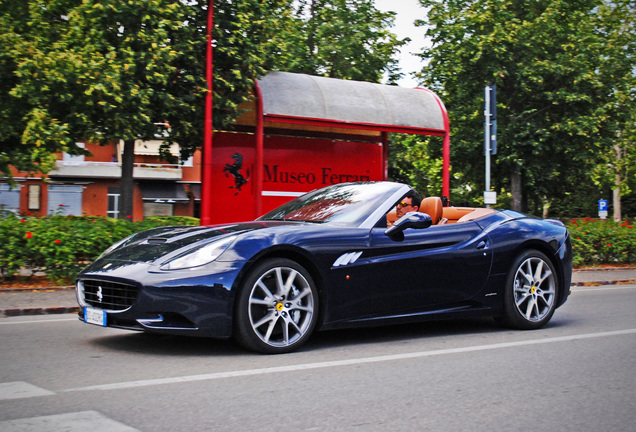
[234,258,318,354]
[500,250,558,330]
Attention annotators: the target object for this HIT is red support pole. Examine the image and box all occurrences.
[200,1,214,225]
[442,132,450,200]
[382,131,389,181]
[417,87,450,201]
[254,82,264,218]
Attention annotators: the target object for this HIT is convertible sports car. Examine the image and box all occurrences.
[76,181,572,353]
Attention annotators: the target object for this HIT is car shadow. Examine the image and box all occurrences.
[306,317,501,351]
[91,332,244,357]
[89,317,534,356]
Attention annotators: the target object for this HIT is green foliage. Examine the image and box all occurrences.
[0,215,198,283]
[0,0,296,219]
[210,0,294,129]
[0,0,78,178]
[568,218,636,267]
[588,0,636,198]
[0,0,294,177]
[276,0,408,83]
[1,0,407,184]
[415,0,635,216]
[388,134,445,197]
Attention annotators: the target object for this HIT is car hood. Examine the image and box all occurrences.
[84,221,297,269]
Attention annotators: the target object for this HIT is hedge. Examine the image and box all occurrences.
[0,215,633,284]
[567,218,635,267]
[0,215,198,283]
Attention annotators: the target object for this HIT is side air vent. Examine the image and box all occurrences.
[147,238,168,245]
[333,251,363,267]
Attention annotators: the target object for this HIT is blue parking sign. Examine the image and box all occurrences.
[598,200,608,211]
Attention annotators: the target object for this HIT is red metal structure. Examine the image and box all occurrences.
[201,71,451,225]
[200,0,215,225]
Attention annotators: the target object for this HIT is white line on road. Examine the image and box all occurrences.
[0,316,77,325]
[0,382,55,401]
[0,411,140,432]
[63,328,636,393]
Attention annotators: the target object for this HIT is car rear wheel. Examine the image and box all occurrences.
[500,250,558,330]
[234,258,318,354]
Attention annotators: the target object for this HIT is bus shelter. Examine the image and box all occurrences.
[203,71,450,224]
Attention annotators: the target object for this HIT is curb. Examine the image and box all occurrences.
[0,286,74,293]
[573,267,636,272]
[571,280,636,287]
[0,286,78,318]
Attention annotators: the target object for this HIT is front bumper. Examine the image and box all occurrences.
[76,260,243,339]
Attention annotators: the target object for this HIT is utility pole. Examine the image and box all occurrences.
[484,84,497,208]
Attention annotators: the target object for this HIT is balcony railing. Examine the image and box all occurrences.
[50,161,182,180]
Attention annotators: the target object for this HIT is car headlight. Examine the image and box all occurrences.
[160,235,237,270]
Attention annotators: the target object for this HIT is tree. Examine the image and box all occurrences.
[588,0,636,220]
[388,134,445,198]
[416,0,632,216]
[277,0,407,83]
[211,0,295,128]
[1,0,291,217]
[0,0,79,180]
[2,0,408,219]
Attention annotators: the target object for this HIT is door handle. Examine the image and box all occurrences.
[476,240,488,249]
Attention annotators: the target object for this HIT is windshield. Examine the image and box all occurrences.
[258,182,403,226]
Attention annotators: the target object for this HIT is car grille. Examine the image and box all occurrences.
[81,279,138,311]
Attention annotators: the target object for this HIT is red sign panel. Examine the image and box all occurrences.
[207,132,383,223]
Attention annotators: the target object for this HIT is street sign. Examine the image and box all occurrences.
[484,85,497,208]
[484,85,497,156]
[598,199,608,219]
[484,191,497,205]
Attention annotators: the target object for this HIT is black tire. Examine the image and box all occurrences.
[500,250,558,330]
[234,258,319,354]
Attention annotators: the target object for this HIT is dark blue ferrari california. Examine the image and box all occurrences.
[76,181,572,353]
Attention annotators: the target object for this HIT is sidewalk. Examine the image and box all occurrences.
[0,286,77,317]
[1,268,636,318]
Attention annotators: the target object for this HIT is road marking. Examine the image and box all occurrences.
[0,316,77,325]
[0,382,55,400]
[63,328,636,393]
[0,411,139,432]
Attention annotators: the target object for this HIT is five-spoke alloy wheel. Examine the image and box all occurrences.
[501,250,559,329]
[234,258,319,354]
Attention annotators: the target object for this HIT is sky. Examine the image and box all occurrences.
[374,0,430,87]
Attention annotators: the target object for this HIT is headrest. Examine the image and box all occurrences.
[386,209,398,227]
[419,197,443,224]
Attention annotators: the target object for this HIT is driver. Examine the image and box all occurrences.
[387,190,421,227]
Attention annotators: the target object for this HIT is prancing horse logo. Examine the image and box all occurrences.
[97,286,103,303]
[223,152,250,195]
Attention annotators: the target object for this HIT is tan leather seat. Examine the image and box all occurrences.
[419,197,443,224]
[457,208,496,222]
[386,209,398,227]
[442,207,474,223]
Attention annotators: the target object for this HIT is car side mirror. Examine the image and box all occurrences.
[385,211,432,237]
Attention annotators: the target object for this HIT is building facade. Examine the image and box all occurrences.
[1,139,202,221]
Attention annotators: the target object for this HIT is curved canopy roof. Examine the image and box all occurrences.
[256,72,448,135]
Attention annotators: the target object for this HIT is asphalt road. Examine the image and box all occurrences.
[1,284,635,432]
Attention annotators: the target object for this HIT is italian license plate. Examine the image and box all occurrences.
[84,307,107,326]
